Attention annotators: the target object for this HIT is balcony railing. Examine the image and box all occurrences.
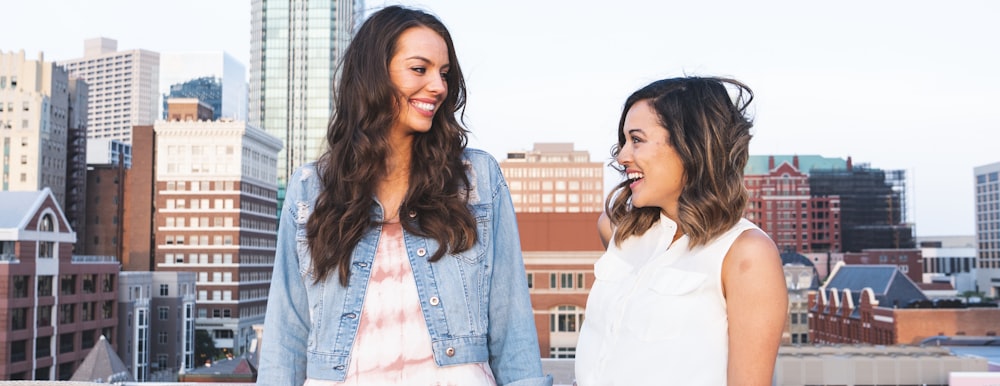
[71,255,118,263]
[1,253,19,263]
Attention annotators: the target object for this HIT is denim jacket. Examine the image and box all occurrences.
[257,149,552,386]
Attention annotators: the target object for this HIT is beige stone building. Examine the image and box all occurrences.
[500,143,604,213]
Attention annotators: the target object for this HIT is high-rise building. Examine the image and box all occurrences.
[1,50,89,241]
[160,51,247,121]
[500,143,604,213]
[153,100,282,355]
[58,37,159,144]
[250,0,363,199]
[973,162,1000,296]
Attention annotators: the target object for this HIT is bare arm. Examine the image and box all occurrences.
[722,228,787,385]
[597,211,612,248]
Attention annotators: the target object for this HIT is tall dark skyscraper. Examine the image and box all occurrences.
[809,163,914,252]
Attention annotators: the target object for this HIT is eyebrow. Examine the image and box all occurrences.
[626,128,644,135]
[405,56,450,68]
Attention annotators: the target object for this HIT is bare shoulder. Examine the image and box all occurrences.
[723,228,783,287]
[597,211,612,248]
[729,228,780,262]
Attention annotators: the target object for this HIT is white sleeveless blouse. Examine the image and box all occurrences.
[575,215,758,386]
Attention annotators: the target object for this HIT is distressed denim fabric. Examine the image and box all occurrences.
[257,149,551,386]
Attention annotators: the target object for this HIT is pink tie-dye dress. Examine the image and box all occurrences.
[305,222,497,386]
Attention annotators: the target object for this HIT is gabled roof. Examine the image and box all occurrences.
[745,155,847,175]
[823,263,928,308]
[0,189,53,230]
[70,335,135,383]
[781,251,821,289]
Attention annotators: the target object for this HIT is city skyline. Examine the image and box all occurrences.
[2,0,998,237]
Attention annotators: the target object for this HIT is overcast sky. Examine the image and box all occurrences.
[3,0,998,237]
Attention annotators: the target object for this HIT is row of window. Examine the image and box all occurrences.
[502,167,603,179]
[526,272,587,290]
[9,274,116,297]
[9,301,115,329]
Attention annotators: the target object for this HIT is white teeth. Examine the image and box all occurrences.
[627,172,644,181]
[412,101,435,111]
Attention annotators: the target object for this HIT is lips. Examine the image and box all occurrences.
[627,170,644,189]
[410,99,437,117]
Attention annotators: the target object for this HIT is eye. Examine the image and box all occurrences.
[440,71,449,80]
[630,135,643,144]
[411,67,426,74]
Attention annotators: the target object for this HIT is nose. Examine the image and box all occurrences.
[616,143,632,166]
[427,73,446,95]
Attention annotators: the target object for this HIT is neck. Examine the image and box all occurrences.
[378,137,413,222]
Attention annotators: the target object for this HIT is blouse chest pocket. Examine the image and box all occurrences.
[625,266,707,341]
[452,203,491,264]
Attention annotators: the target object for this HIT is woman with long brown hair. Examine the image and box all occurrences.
[258,6,550,386]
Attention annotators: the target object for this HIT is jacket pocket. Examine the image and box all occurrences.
[454,204,490,264]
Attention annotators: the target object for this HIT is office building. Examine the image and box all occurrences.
[160,51,247,121]
[58,37,159,144]
[250,0,363,199]
[500,143,604,213]
[0,188,118,381]
[809,161,914,252]
[744,155,842,253]
[974,162,1000,297]
[116,271,196,381]
[1,50,89,237]
[153,100,281,354]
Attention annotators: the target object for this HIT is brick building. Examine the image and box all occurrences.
[809,263,1000,345]
[519,212,603,358]
[743,155,842,253]
[0,188,118,380]
[843,248,924,283]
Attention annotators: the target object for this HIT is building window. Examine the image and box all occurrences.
[158,331,169,345]
[59,304,75,324]
[12,275,29,298]
[526,273,534,289]
[36,336,51,358]
[59,333,75,353]
[60,275,76,295]
[11,308,28,330]
[39,241,55,258]
[549,305,584,333]
[159,306,169,321]
[37,305,52,326]
[10,340,26,362]
[160,284,169,296]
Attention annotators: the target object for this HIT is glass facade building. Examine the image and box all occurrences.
[159,51,247,121]
[250,0,363,201]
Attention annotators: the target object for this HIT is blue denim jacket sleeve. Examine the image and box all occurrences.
[479,154,554,386]
[257,167,310,385]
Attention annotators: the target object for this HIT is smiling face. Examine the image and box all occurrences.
[617,99,686,218]
[388,26,450,140]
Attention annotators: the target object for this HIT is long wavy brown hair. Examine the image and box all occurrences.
[607,77,754,247]
[307,6,477,285]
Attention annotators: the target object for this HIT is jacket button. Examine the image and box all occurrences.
[408,210,417,218]
[344,313,357,319]
[445,347,455,357]
[416,248,426,257]
[429,296,440,306]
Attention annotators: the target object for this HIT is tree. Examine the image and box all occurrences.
[195,329,219,367]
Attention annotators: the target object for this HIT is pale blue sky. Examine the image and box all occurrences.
[3,0,998,237]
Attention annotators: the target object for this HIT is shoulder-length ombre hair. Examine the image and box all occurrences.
[607,77,754,247]
[307,5,476,285]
